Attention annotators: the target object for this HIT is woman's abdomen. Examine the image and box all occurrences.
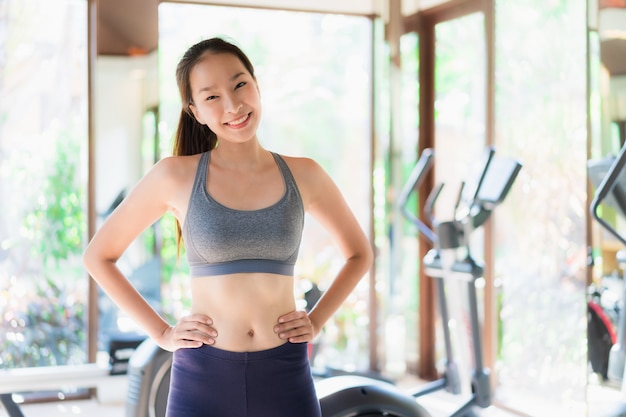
[190,273,296,352]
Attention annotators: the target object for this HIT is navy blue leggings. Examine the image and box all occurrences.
[166,342,322,417]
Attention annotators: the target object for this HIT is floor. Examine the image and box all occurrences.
[1,376,624,417]
[0,397,521,417]
[587,378,626,417]
[0,378,523,417]
[0,400,123,417]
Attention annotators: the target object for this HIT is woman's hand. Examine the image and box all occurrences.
[157,314,217,352]
[274,310,317,343]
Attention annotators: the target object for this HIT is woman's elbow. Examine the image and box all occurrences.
[82,241,111,276]
[354,242,374,274]
[82,244,97,275]
[363,243,374,270]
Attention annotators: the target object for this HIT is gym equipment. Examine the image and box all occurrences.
[126,338,171,417]
[410,147,519,414]
[587,150,626,382]
[587,281,618,381]
[317,376,430,417]
[125,146,521,417]
[589,143,626,417]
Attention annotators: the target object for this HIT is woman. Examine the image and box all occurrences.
[83,37,373,417]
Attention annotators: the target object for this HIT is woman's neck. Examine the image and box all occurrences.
[212,141,270,171]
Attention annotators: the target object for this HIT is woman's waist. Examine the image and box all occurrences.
[192,314,290,352]
[191,271,295,299]
[190,279,296,351]
[193,308,292,331]
[174,340,308,360]
[190,277,296,317]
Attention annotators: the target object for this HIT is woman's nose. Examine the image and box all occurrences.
[225,95,243,113]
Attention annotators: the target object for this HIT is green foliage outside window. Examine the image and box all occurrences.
[24,138,85,266]
[1,134,87,368]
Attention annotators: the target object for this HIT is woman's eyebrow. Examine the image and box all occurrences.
[198,72,246,93]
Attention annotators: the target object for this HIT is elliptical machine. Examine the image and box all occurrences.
[589,143,626,417]
[317,146,522,417]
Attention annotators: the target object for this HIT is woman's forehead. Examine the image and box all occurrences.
[191,53,248,82]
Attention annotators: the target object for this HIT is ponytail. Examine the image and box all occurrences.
[172,109,218,256]
[172,109,217,157]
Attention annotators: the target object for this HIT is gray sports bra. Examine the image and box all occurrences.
[182,151,304,277]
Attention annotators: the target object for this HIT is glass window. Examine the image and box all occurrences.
[157,3,373,370]
[494,1,588,414]
[380,32,422,376]
[434,12,486,214]
[0,0,88,368]
[432,11,487,389]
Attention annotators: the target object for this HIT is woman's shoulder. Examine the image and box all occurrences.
[153,153,203,177]
[276,154,331,197]
[277,154,323,175]
[138,153,203,193]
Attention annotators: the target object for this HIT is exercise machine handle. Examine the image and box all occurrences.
[590,143,626,247]
[398,148,438,244]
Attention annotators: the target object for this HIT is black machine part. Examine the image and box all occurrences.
[316,376,431,417]
[397,148,437,244]
[589,147,626,247]
[397,147,522,244]
[126,338,172,417]
[588,145,626,417]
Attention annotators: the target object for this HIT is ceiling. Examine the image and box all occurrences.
[598,5,626,76]
[96,0,158,56]
[95,0,383,56]
[601,38,626,76]
[96,0,626,76]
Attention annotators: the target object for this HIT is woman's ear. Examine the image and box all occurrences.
[189,103,206,125]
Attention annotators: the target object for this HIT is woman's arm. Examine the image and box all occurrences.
[83,157,216,351]
[275,157,373,342]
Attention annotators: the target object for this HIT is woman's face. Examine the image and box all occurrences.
[188,52,261,144]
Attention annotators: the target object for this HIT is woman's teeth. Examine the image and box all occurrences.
[227,114,249,125]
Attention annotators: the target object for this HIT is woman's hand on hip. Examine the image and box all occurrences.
[274,310,316,343]
[157,314,217,352]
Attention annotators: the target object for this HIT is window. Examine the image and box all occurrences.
[494,1,588,414]
[0,0,89,368]
[379,32,422,375]
[431,10,487,384]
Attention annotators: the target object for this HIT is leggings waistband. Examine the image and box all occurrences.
[178,341,305,361]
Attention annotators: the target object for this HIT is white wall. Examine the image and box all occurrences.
[176,0,447,18]
[609,76,626,121]
[94,52,158,216]
[183,0,383,15]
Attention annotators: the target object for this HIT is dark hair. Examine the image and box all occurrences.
[172,37,256,157]
[172,37,256,252]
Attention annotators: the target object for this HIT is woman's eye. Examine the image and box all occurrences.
[235,81,246,89]
[206,95,217,101]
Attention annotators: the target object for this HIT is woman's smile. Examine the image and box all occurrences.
[226,113,251,128]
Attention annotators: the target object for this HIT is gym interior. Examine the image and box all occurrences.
[1,0,625,416]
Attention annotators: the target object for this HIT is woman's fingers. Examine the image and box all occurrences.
[274,310,313,343]
[169,314,218,349]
